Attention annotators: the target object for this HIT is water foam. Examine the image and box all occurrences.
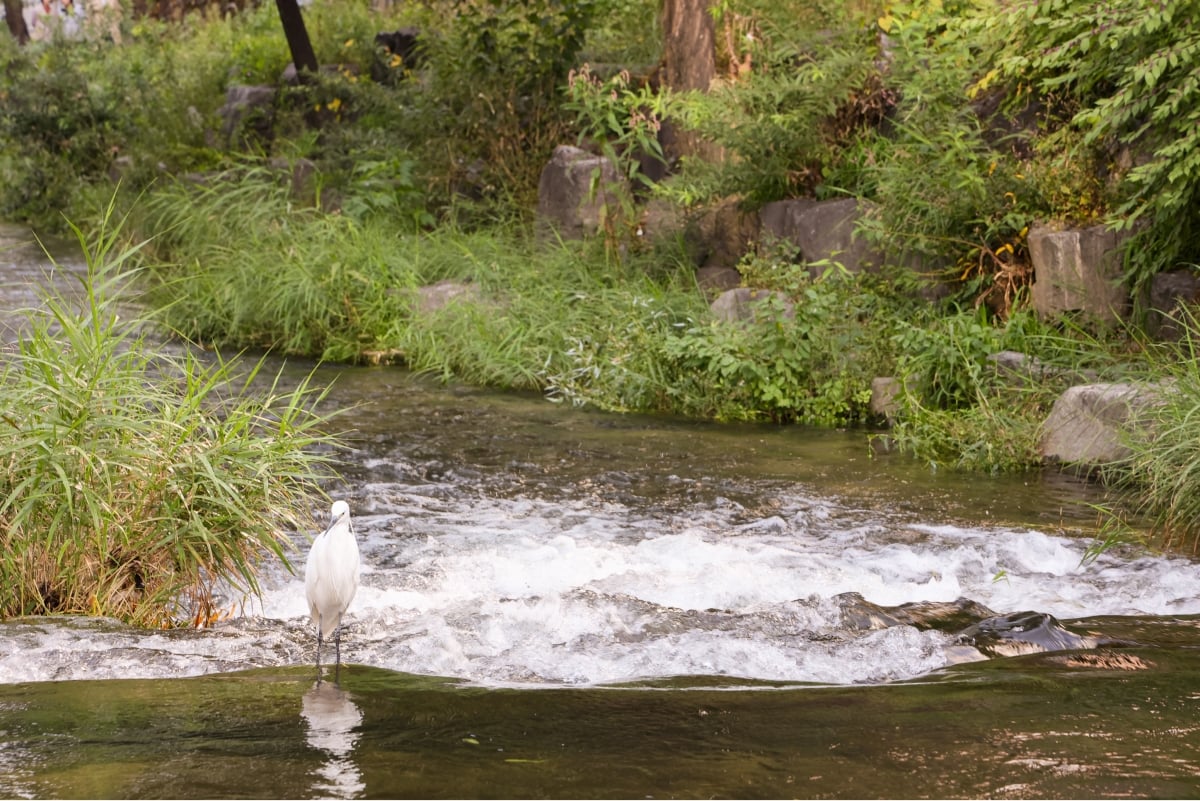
[246,486,1200,687]
[4,477,1200,687]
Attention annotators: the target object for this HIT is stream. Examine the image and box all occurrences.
[2,223,1199,798]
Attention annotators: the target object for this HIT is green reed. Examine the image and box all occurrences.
[0,203,342,627]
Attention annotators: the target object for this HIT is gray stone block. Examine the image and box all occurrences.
[1028,223,1129,325]
[1040,383,1160,469]
[759,197,883,273]
[536,145,625,240]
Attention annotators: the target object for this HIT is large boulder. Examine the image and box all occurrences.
[1028,223,1129,325]
[759,197,883,274]
[1145,269,1200,341]
[1040,383,1161,469]
[688,198,759,270]
[709,287,794,324]
[869,376,904,422]
[219,85,276,150]
[536,145,625,240]
[695,265,741,296]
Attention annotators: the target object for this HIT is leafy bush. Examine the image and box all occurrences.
[381,0,597,213]
[0,209,342,626]
[884,307,1118,473]
[990,0,1200,297]
[664,22,884,206]
[840,3,1040,308]
[0,37,137,221]
[660,263,899,424]
[563,64,668,193]
[893,307,1005,410]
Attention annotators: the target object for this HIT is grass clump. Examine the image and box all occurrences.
[1102,312,1200,553]
[0,210,342,627]
[879,308,1124,473]
[132,173,921,426]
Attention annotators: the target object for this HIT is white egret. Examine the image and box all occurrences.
[305,500,360,683]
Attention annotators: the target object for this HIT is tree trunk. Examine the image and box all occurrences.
[275,0,318,77]
[4,0,29,44]
[659,0,720,166]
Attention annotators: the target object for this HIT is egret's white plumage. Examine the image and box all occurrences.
[305,500,359,681]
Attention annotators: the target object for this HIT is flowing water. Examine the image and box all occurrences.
[2,224,1200,798]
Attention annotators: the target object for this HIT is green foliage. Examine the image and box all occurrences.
[893,307,1004,410]
[841,2,1037,305]
[133,177,709,398]
[563,64,668,192]
[137,168,410,362]
[0,38,136,221]
[882,391,1045,474]
[660,264,897,425]
[444,0,595,99]
[1104,309,1200,553]
[579,0,662,65]
[0,206,341,626]
[665,25,884,206]
[391,0,597,212]
[882,307,1098,473]
[992,0,1200,295]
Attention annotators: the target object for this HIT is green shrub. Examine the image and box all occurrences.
[0,208,342,626]
[663,21,883,207]
[841,3,1035,306]
[893,307,1005,410]
[883,307,1091,473]
[660,263,899,425]
[989,0,1200,298]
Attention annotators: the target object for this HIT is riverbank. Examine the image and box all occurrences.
[4,0,1200,550]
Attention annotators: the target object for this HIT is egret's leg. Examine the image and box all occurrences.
[315,615,324,684]
[334,617,343,684]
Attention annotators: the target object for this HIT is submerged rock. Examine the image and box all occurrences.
[956,611,1101,658]
[834,592,997,633]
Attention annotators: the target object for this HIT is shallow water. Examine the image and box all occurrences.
[3,655,1200,799]
[3,224,1200,797]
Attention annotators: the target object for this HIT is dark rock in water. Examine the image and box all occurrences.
[833,592,908,630]
[833,592,996,633]
[891,598,1000,633]
[957,611,1100,658]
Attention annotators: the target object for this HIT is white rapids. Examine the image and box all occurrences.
[4,475,1199,687]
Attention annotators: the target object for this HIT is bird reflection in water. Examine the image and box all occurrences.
[301,681,365,798]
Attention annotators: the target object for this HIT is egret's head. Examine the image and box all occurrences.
[329,500,350,525]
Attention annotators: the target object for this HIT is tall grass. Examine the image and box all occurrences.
[0,207,343,627]
[134,171,710,406]
[1105,311,1200,553]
